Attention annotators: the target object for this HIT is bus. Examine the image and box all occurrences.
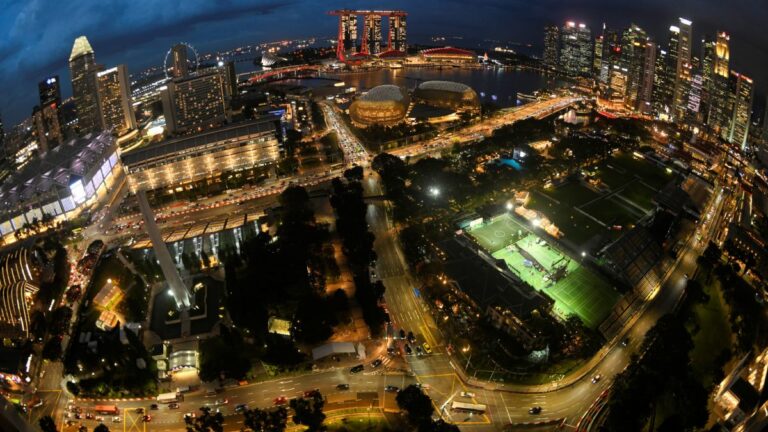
[94,405,119,415]
[450,401,487,414]
[157,392,181,404]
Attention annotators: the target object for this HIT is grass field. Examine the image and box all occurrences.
[581,196,644,227]
[468,214,619,328]
[527,192,605,246]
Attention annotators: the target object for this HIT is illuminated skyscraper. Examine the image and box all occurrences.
[599,28,621,84]
[714,32,730,78]
[729,71,753,149]
[672,18,693,121]
[365,14,382,54]
[620,24,648,109]
[389,14,407,51]
[69,36,103,134]
[171,43,189,78]
[38,76,61,107]
[96,64,136,136]
[701,36,716,94]
[37,76,64,148]
[593,33,604,77]
[652,47,674,119]
[341,13,358,54]
[560,22,592,76]
[542,25,560,70]
[638,42,656,114]
[162,70,231,135]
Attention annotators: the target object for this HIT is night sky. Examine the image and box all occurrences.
[2,0,767,126]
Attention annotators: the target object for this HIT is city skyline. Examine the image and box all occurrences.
[2,0,768,125]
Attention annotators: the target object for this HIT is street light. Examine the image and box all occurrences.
[505,202,513,211]
[429,187,440,197]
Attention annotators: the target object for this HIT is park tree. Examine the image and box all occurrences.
[243,406,288,431]
[185,406,224,432]
[396,385,435,426]
[289,392,326,431]
[343,165,364,182]
[39,415,58,432]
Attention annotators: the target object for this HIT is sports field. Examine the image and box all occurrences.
[530,152,678,245]
[467,214,619,328]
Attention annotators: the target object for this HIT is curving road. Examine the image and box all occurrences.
[42,96,726,432]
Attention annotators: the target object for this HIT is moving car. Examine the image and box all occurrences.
[303,389,320,398]
[350,365,364,374]
[405,344,412,355]
[273,396,288,406]
[235,404,248,413]
[422,343,432,354]
[384,385,399,393]
[336,384,350,391]
[592,374,602,384]
[134,408,144,414]
[460,391,476,398]
[529,406,542,415]
[621,337,630,347]
[371,359,383,368]
[142,415,152,422]
[168,403,180,409]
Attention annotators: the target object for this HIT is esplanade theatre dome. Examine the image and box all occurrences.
[349,85,410,127]
[412,80,481,112]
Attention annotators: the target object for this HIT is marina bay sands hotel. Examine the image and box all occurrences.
[329,10,407,61]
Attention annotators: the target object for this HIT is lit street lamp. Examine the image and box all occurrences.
[429,187,440,197]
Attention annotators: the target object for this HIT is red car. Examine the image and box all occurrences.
[273,396,288,406]
[303,389,320,398]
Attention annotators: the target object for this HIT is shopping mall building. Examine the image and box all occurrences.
[0,131,120,238]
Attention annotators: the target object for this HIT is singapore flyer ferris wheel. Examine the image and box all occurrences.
[163,42,199,79]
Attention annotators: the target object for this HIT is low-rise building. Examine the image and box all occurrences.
[121,117,281,192]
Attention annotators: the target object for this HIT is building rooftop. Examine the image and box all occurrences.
[69,36,94,61]
[359,85,408,103]
[377,49,406,59]
[121,117,279,168]
[417,80,473,94]
[0,131,114,210]
[421,46,475,57]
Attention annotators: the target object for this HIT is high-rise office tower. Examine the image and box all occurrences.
[542,25,560,70]
[638,42,656,114]
[69,36,102,134]
[223,60,238,96]
[593,34,604,77]
[701,36,716,94]
[599,28,621,84]
[620,24,648,109]
[341,13,358,54]
[171,43,189,78]
[560,22,592,76]
[162,69,231,135]
[763,97,768,142]
[672,18,693,121]
[38,76,61,106]
[364,14,382,54]
[37,76,64,148]
[389,15,407,51]
[652,47,674,119]
[729,71,754,148]
[714,32,730,78]
[96,64,136,136]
